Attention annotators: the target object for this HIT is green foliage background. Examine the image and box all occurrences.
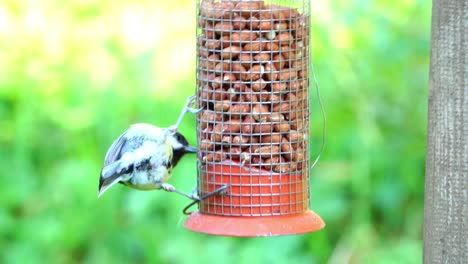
[0,0,430,263]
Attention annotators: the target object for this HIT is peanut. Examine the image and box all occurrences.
[232,16,247,30]
[229,146,242,160]
[205,39,221,50]
[231,30,257,43]
[234,1,263,19]
[213,100,231,112]
[243,41,264,52]
[221,46,241,59]
[224,119,242,134]
[264,62,278,81]
[268,113,285,122]
[253,122,272,133]
[288,130,306,143]
[214,22,233,35]
[271,82,288,93]
[272,102,291,112]
[275,32,294,44]
[292,147,304,162]
[273,164,291,173]
[274,122,291,133]
[200,111,222,129]
[199,139,215,151]
[251,78,267,92]
[278,68,298,80]
[281,137,293,160]
[238,54,253,68]
[260,134,282,144]
[202,151,227,163]
[252,104,270,122]
[272,54,285,70]
[259,21,273,30]
[240,64,264,81]
[254,53,270,62]
[241,115,256,134]
[232,135,250,147]
[254,145,280,158]
[263,155,280,170]
[214,62,230,72]
[268,93,282,103]
[264,41,280,52]
[246,16,260,30]
[229,103,250,117]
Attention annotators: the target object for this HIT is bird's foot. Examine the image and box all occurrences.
[169,95,203,134]
[161,183,176,192]
[190,187,200,201]
[185,95,203,114]
[161,183,200,201]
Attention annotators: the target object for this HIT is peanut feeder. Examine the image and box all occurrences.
[185,0,324,237]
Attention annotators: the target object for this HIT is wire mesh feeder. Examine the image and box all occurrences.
[185,0,325,237]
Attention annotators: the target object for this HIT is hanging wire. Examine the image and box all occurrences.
[309,60,326,170]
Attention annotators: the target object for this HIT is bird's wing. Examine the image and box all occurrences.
[103,131,128,166]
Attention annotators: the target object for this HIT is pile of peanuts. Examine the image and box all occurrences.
[196,0,310,173]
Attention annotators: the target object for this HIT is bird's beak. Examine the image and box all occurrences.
[184,145,198,153]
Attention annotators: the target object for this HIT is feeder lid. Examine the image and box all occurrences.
[185,210,324,237]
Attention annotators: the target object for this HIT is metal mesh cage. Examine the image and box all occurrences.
[197,0,310,215]
[187,0,323,236]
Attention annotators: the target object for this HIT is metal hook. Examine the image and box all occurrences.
[183,184,231,215]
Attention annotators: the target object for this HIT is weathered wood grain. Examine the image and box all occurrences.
[424,0,467,263]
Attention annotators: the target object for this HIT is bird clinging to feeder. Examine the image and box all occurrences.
[98,96,202,200]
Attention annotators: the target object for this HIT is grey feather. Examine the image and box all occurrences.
[100,162,122,180]
[104,131,128,166]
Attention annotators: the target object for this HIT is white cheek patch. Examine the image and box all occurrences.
[168,136,184,150]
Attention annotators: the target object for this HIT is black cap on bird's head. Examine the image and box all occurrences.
[170,132,198,152]
[169,132,198,167]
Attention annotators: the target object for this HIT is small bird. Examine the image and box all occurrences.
[98,96,201,199]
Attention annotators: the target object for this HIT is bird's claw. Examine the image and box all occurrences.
[187,107,203,114]
[184,187,200,201]
[161,183,176,192]
[189,193,200,201]
[186,95,196,106]
[170,95,203,134]
[184,95,202,114]
[162,183,201,201]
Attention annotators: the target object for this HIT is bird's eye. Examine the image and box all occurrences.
[175,133,183,142]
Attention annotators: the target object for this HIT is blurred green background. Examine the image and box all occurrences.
[0,0,430,263]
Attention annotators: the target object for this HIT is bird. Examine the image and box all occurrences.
[97,95,201,199]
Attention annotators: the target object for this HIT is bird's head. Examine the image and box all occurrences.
[167,132,197,168]
[168,132,198,154]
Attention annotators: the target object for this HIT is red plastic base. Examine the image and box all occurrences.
[184,210,325,237]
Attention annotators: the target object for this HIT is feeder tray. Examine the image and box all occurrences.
[185,0,324,237]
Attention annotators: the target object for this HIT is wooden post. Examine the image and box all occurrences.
[424,0,467,263]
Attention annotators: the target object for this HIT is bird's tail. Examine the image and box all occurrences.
[98,162,125,198]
